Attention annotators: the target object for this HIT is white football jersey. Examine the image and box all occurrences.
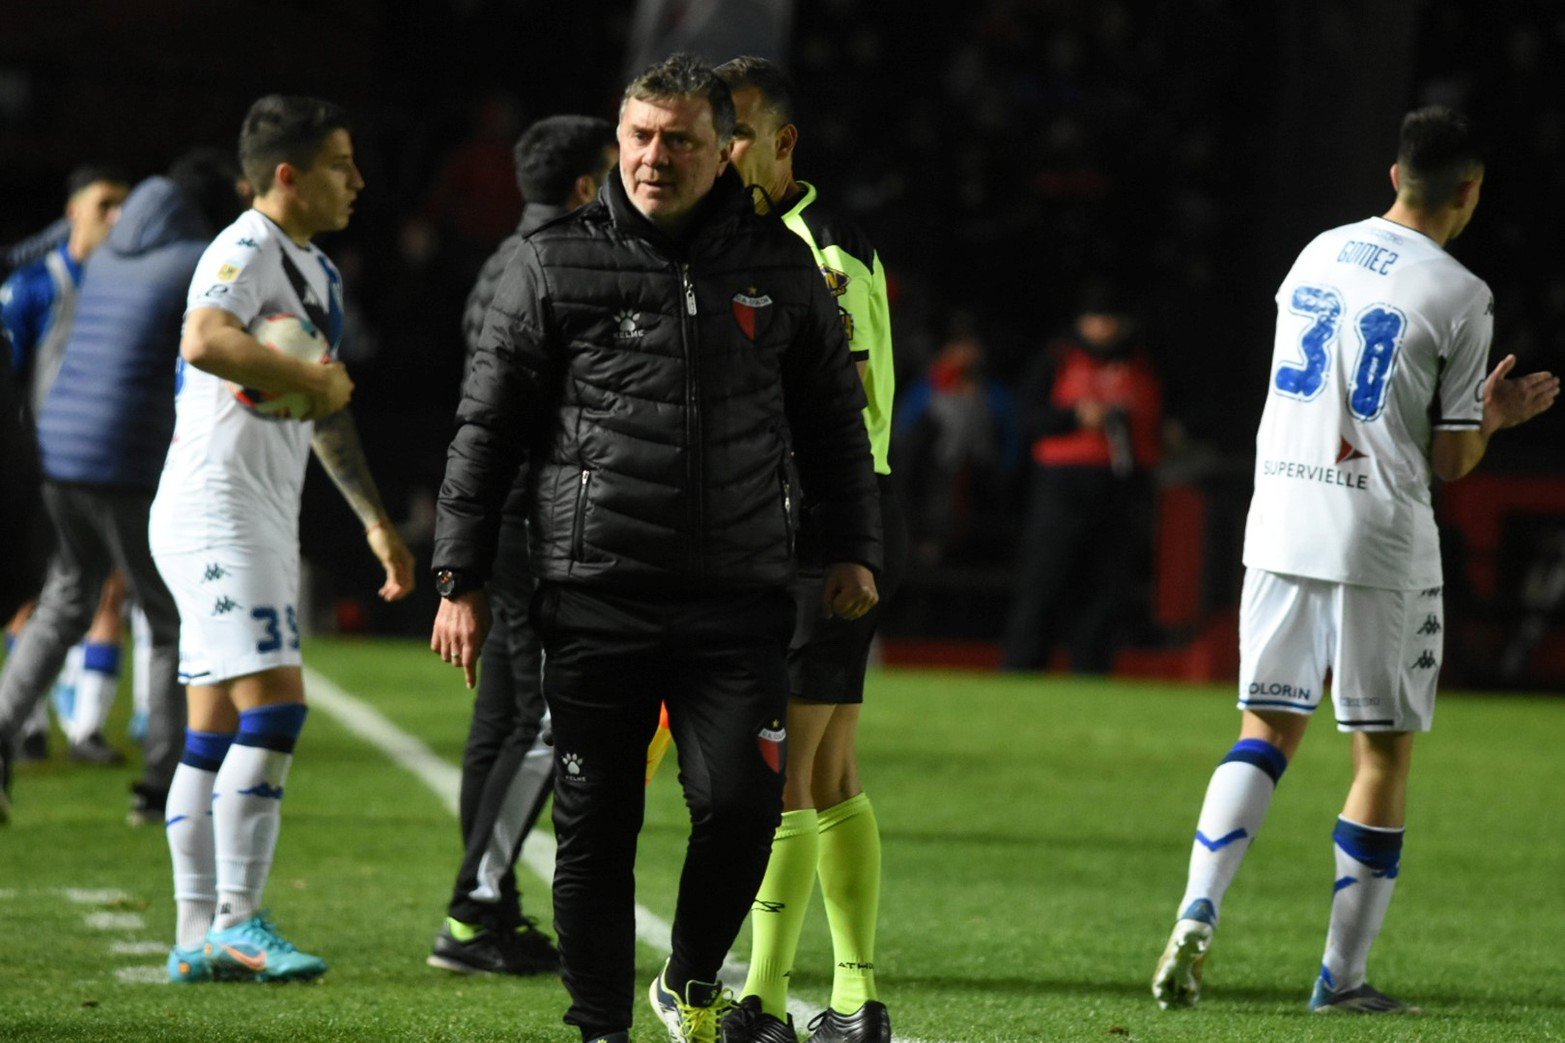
[151,209,344,553]
[1243,216,1492,590]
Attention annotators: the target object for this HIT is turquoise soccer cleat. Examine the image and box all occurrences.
[204,914,327,983]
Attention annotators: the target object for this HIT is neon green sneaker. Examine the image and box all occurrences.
[648,959,731,1042]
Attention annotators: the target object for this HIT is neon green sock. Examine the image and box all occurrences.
[818,792,881,1012]
[742,808,820,1019]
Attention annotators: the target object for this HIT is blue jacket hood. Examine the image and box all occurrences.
[103,176,211,258]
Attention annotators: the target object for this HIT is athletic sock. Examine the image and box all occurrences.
[52,644,85,724]
[817,792,881,1012]
[741,807,820,1018]
[68,641,121,745]
[1320,817,1403,993]
[131,607,151,725]
[1176,738,1289,926]
[212,703,307,930]
[168,729,233,949]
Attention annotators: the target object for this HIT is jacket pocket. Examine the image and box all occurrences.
[570,469,592,560]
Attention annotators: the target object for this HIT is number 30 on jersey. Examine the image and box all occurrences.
[1274,284,1406,421]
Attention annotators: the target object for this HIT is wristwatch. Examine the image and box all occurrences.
[435,568,470,599]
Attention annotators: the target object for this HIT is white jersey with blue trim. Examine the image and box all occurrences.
[1243,215,1492,590]
[152,209,344,553]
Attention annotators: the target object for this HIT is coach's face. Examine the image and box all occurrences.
[618,95,729,234]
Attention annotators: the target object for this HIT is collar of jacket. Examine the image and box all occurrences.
[601,166,751,254]
[517,202,569,237]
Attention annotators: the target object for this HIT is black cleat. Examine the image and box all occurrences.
[502,916,561,975]
[69,732,126,765]
[806,1001,891,1043]
[721,995,796,1043]
[127,782,168,827]
[19,731,49,762]
[428,917,559,976]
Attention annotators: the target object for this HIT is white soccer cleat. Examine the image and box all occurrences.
[1153,918,1214,1009]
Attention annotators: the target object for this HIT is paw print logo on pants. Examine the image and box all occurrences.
[561,752,583,778]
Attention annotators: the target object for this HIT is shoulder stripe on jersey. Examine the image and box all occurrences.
[796,200,876,272]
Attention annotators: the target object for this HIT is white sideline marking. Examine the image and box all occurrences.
[114,966,166,984]
[64,888,130,905]
[85,912,145,931]
[0,889,16,899]
[304,666,935,1041]
[110,941,168,956]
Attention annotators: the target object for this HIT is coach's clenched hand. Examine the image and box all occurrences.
[822,562,878,620]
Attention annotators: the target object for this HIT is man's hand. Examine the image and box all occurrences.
[822,562,878,620]
[367,523,415,601]
[1482,354,1559,436]
[304,361,354,421]
[1075,398,1107,430]
[431,590,490,689]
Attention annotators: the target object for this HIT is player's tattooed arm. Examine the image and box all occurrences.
[312,409,416,601]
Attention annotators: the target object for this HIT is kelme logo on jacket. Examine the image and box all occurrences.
[731,287,773,341]
[613,309,645,341]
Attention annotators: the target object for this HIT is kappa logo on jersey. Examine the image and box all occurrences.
[731,287,773,342]
[216,263,243,283]
[203,284,229,297]
[1336,437,1368,464]
[756,719,786,773]
[818,265,850,298]
[612,310,644,341]
[236,237,259,249]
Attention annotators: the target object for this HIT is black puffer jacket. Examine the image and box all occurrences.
[435,168,881,590]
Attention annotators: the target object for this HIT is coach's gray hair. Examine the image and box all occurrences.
[620,52,736,142]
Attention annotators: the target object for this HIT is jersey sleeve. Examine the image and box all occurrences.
[0,267,46,372]
[185,232,266,328]
[1434,283,1492,430]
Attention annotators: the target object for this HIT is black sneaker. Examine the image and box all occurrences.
[69,732,126,765]
[806,1001,891,1043]
[502,916,561,975]
[19,731,49,762]
[127,782,167,827]
[722,995,797,1043]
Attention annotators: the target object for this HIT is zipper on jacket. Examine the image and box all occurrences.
[680,262,704,575]
[570,469,591,560]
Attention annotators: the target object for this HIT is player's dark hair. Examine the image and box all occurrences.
[713,55,797,126]
[512,115,616,206]
[65,163,129,200]
[1397,106,1483,210]
[621,52,735,141]
[239,95,352,195]
[169,147,245,232]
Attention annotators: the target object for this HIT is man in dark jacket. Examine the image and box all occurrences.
[427,114,616,979]
[0,149,245,825]
[430,54,882,1043]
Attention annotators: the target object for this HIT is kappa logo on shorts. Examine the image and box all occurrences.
[212,596,239,616]
[202,563,229,582]
[1416,614,1442,635]
[1411,650,1438,670]
[1420,587,1442,598]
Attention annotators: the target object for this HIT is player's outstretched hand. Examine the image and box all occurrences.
[431,590,490,690]
[305,361,354,420]
[822,562,878,620]
[367,522,415,601]
[1483,354,1560,433]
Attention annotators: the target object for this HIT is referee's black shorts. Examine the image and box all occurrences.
[787,474,907,704]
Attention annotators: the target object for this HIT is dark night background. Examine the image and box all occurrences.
[3,1,1562,684]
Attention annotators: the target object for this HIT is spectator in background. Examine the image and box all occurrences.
[1001,280,1163,673]
[892,317,1020,567]
[1,164,133,763]
[426,113,616,980]
[0,149,246,827]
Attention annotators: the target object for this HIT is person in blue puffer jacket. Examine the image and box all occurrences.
[0,149,247,827]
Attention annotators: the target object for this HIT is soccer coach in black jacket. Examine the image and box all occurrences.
[431,54,881,1043]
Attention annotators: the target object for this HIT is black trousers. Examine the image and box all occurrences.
[447,516,552,927]
[1001,466,1152,673]
[532,581,794,1033]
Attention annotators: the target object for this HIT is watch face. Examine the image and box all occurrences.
[436,571,456,597]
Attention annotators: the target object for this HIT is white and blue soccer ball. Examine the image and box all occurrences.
[231,313,329,420]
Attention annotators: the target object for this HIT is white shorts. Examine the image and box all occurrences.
[1237,568,1443,732]
[153,545,302,685]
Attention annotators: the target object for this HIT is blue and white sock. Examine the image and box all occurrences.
[212,704,307,930]
[1176,738,1290,925]
[68,641,121,745]
[167,729,234,949]
[1319,817,1403,993]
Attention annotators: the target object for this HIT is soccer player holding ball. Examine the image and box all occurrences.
[1152,106,1558,1015]
[150,95,415,983]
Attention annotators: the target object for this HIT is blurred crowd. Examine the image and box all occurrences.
[3,0,1563,669]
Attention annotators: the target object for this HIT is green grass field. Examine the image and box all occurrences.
[2,637,1562,1041]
